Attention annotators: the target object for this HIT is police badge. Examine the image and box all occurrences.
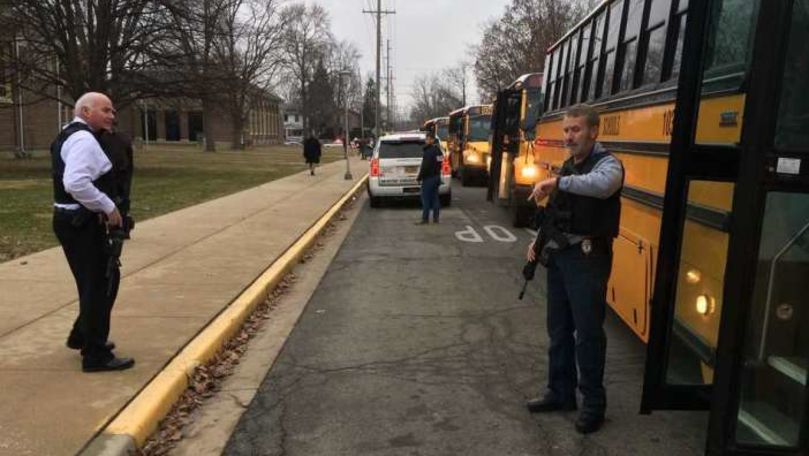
[581,239,592,255]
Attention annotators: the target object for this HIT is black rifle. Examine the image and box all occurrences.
[105,215,134,297]
[518,207,569,300]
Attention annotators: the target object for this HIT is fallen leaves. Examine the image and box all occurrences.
[137,194,360,455]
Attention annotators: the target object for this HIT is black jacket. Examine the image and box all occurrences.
[303,137,322,163]
[417,143,443,181]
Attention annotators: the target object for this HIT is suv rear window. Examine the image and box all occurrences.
[378,141,424,158]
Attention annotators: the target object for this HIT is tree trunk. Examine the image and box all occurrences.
[231,115,245,150]
[202,97,217,152]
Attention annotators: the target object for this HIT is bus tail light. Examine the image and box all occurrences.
[370,158,380,177]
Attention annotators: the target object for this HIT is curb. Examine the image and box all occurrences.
[81,174,368,456]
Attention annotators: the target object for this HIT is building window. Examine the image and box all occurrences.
[0,41,12,103]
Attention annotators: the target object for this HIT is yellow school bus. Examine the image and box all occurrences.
[533,0,757,384]
[448,104,493,186]
[488,73,545,226]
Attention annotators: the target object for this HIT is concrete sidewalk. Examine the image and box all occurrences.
[0,157,365,456]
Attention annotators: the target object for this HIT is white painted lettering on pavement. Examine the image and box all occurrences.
[455,225,484,243]
[484,225,517,243]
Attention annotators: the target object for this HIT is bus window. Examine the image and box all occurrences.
[436,123,449,143]
[551,47,562,109]
[565,32,579,105]
[774,0,809,150]
[542,56,552,111]
[468,115,491,141]
[588,11,606,100]
[600,0,624,98]
[641,0,672,86]
[704,0,757,76]
[576,22,592,102]
[556,41,570,109]
[668,1,688,81]
[619,0,644,91]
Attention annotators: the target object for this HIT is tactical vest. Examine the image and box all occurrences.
[546,150,622,239]
[51,122,116,206]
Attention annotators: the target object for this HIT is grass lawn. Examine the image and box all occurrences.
[0,144,344,261]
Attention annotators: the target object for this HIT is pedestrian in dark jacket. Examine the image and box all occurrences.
[416,131,444,224]
[303,133,321,175]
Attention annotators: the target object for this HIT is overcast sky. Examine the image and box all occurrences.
[312,0,509,116]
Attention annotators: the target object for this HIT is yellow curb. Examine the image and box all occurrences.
[99,174,368,449]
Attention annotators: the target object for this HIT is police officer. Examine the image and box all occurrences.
[525,104,623,434]
[52,92,135,372]
[416,130,443,224]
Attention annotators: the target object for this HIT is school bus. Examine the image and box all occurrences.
[535,0,809,451]
[487,73,544,226]
[421,116,450,152]
[447,104,493,186]
[535,0,741,353]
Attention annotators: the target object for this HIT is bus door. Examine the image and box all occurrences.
[643,0,809,454]
[487,89,521,203]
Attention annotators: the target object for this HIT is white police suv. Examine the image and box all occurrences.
[367,132,451,208]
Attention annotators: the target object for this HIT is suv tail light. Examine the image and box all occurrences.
[441,157,451,176]
[370,158,380,177]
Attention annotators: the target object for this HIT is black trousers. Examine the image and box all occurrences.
[545,241,612,417]
[53,209,118,361]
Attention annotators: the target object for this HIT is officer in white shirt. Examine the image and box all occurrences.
[51,92,134,372]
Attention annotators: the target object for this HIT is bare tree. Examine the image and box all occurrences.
[215,0,286,149]
[324,39,361,136]
[409,73,463,124]
[153,0,243,151]
[279,3,331,134]
[444,62,470,107]
[472,0,586,100]
[1,0,168,106]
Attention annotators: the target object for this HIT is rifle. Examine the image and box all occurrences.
[105,215,134,297]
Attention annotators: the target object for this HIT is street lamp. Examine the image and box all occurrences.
[339,69,353,180]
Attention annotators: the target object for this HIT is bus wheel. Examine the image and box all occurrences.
[461,168,472,187]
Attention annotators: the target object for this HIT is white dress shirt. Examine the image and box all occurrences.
[55,117,115,214]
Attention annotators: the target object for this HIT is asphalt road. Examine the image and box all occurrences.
[224,183,707,456]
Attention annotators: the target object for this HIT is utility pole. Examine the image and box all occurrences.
[363,1,394,138]
[386,39,391,130]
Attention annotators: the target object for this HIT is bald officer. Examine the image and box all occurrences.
[51,92,134,372]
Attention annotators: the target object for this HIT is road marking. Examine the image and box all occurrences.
[484,225,517,243]
[455,225,484,243]
[455,225,518,243]
[525,228,537,237]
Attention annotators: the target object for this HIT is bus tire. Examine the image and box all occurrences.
[461,168,472,187]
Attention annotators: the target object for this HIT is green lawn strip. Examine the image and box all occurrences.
[0,145,345,261]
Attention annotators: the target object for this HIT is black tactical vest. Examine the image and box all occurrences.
[546,150,622,239]
[50,122,116,206]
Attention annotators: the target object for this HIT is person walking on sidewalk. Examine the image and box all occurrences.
[415,131,443,224]
[524,104,623,434]
[51,92,135,372]
[303,133,322,176]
